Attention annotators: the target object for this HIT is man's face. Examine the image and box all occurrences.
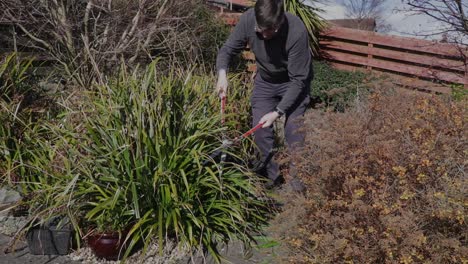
[255,25,279,40]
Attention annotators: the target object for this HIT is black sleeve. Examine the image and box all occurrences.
[276,32,311,113]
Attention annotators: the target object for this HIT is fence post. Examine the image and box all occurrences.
[366,31,373,71]
[465,54,467,89]
[367,43,373,71]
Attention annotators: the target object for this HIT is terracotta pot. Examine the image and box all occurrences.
[87,231,128,260]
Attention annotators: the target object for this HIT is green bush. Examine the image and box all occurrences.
[311,60,368,110]
[450,83,467,101]
[19,63,267,262]
[192,6,231,70]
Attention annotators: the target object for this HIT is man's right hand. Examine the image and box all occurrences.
[216,69,228,98]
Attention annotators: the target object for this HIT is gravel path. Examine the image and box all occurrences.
[0,233,283,264]
[0,188,289,263]
[0,234,80,264]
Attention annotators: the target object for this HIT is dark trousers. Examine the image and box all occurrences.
[251,74,310,182]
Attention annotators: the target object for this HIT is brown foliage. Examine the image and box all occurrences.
[284,89,467,263]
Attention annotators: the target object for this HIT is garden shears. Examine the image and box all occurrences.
[202,96,265,166]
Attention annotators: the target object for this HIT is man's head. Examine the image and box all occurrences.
[255,0,285,40]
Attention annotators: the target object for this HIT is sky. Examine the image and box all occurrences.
[309,0,447,40]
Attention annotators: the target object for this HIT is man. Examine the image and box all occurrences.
[215,0,312,192]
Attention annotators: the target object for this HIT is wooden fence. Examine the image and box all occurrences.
[320,26,468,93]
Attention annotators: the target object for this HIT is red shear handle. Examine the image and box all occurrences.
[239,122,265,139]
[221,96,226,125]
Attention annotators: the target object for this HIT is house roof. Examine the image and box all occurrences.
[328,18,377,31]
[206,0,253,12]
[227,0,253,6]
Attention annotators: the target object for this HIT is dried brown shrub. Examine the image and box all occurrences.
[284,88,467,263]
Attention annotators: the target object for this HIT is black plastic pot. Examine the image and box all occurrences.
[11,203,29,217]
[26,218,73,255]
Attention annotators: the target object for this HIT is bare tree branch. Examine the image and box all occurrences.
[403,0,468,39]
[339,0,391,32]
[0,0,228,87]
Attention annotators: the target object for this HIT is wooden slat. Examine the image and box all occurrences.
[231,0,253,5]
[326,50,468,84]
[219,12,243,18]
[322,26,467,58]
[328,62,366,72]
[330,61,452,94]
[370,60,467,85]
[219,12,242,26]
[321,40,466,72]
[392,77,452,94]
[221,16,239,26]
[465,57,468,89]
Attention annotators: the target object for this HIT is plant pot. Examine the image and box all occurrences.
[26,224,73,255]
[87,231,129,261]
[11,203,29,217]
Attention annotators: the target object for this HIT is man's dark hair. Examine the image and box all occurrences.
[255,0,285,29]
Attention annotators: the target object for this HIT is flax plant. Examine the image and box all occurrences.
[0,100,26,186]
[284,0,327,56]
[24,62,268,262]
[0,53,35,186]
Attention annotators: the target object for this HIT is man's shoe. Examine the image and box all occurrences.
[289,177,306,194]
[265,177,284,190]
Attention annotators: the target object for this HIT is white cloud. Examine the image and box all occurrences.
[384,7,448,40]
[315,2,346,19]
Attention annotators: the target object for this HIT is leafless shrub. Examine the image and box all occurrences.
[339,0,392,32]
[404,0,467,38]
[0,0,227,87]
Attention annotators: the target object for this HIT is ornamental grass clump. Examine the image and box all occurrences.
[21,63,268,262]
[0,54,33,181]
[0,53,34,101]
[0,53,56,187]
[282,88,467,263]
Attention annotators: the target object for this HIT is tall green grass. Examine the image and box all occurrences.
[0,53,34,101]
[20,63,268,262]
[0,53,36,186]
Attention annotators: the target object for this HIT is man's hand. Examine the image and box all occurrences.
[216,69,228,99]
[259,111,280,128]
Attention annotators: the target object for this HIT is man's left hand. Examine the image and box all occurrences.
[259,111,280,128]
